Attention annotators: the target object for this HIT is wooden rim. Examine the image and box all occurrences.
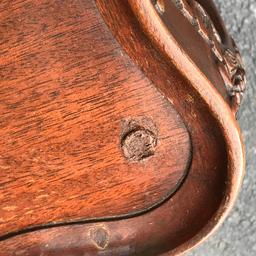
[128,0,245,254]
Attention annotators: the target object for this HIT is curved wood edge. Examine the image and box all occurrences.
[128,0,245,254]
[195,0,246,114]
[149,0,246,114]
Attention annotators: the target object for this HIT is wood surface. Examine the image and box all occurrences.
[0,0,191,237]
[0,0,245,255]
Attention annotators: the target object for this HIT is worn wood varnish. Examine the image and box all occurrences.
[0,0,245,255]
[0,0,191,237]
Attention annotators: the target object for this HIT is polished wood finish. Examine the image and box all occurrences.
[0,0,245,255]
[0,0,191,236]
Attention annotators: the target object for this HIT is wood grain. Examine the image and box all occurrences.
[0,0,191,237]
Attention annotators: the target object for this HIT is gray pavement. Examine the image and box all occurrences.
[189,0,256,255]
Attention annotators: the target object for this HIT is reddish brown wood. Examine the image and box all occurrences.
[0,0,191,237]
[0,0,245,255]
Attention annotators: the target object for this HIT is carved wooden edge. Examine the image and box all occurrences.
[195,0,246,113]
[128,0,245,254]
[154,0,246,114]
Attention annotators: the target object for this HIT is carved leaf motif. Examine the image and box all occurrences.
[171,0,246,112]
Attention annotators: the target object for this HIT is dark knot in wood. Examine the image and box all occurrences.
[121,117,158,162]
[89,226,109,250]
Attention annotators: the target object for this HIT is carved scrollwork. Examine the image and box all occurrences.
[221,43,246,112]
[170,0,246,113]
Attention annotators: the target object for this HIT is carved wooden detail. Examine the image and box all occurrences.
[169,0,246,113]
